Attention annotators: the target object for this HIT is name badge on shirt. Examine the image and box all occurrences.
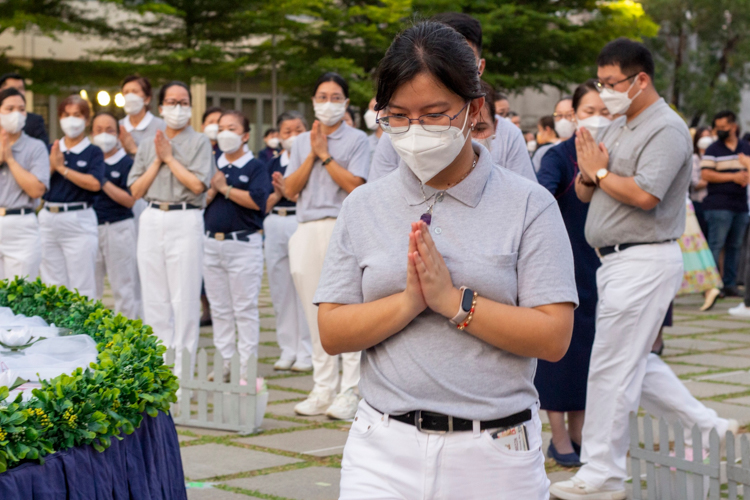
[239,175,249,183]
[77,160,88,167]
[111,171,121,178]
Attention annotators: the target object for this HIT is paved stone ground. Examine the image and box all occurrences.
[100,280,750,499]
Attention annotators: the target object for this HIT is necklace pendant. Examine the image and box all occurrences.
[420,212,432,225]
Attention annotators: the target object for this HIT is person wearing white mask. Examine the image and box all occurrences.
[264,110,312,372]
[0,87,49,281]
[127,80,215,378]
[203,110,271,384]
[91,112,140,319]
[315,22,577,498]
[258,128,280,164]
[691,127,713,237]
[363,97,382,157]
[118,75,166,156]
[550,38,737,500]
[553,97,576,140]
[284,71,370,420]
[201,106,224,159]
[39,95,104,298]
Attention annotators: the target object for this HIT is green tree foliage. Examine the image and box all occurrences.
[0,0,106,39]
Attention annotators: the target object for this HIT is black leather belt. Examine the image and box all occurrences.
[0,208,33,216]
[206,229,256,242]
[374,406,532,433]
[596,240,674,258]
[272,207,296,217]
[45,203,88,213]
[148,202,200,211]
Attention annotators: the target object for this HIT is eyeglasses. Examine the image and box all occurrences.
[163,100,190,107]
[378,102,470,134]
[553,111,576,121]
[313,95,346,104]
[595,73,640,91]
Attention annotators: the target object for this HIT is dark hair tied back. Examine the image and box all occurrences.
[375,21,484,112]
[313,72,349,99]
[0,87,25,107]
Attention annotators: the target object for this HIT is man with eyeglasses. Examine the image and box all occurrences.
[550,38,737,500]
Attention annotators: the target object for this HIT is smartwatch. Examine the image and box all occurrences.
[450,286,474,325]
[322,156,334,167]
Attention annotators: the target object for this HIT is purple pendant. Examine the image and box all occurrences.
[420,213,432,225]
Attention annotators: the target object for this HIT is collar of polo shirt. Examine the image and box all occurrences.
[325,121,349,141]
[217,150,254,168]
[104,147,127,166]
[399,142,491,209]
[280,150,290,168]
[60,136,91,155]
[123,111,155,132]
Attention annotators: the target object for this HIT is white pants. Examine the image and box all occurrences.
[289,219,361,394]
[203,232,264,375]
[95,218,141,319]
[576,242,728,491]
[0,213,41,281]
[39,207,98,298]
[137,207,203,377]
[340,400,549,499]
[263,213,312,365]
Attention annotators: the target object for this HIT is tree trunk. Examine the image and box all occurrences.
[671,23,685,109]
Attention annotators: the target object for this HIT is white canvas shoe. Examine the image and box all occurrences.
[325,388,359,420]
[549,477,626,500]
[294,387,335,416]
[273,358,295,371]
[290,361,313,372]
[729,303,750,318]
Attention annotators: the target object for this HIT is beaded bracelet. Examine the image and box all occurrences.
[457,292,478,331]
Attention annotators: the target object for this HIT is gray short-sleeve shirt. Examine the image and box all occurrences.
[284,122,370,222]
[314,144,578,420]
[127,126,214,207]
[0,133,50,209]
[120,111,166,148]
[584,98,692,248]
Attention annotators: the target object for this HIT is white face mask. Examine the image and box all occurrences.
[475,134,495,153]
[280,134,299,152]
[60,116,86,138]
[391,106,471,184]
[92,132,119,154]
[697,136,714,151]
[204,123,219,141]
[0,111,26,135]
[123,93,145,116]
[266,137,280,149]
[161,105,192,130]
[527,140,538,153]
[217,130,243,154]
[363,109,378,131]
[576,115,612,142]
[313,100,348,127]
[599,77,642,116]
[554,118,577,140]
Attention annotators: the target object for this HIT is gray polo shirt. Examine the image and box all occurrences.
[127,126,214,207]
[314,143,578,420]
[584,98,692,249]
[120,111,166,148]
[0,133,50,209]
[285,122,370,223]
[368,124,537,183]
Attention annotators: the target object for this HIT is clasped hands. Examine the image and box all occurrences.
[575,127,609,185]
[403,221,461,319]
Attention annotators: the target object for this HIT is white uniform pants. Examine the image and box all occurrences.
[0,213,41,281]
[39,207,98,298]
[340,400,549,499]
[289,218,361,395]
[576,242,728,491]
[203,232,264,375]
[137,208,203,377]
[95,218,140,319]
[263,213,312,365]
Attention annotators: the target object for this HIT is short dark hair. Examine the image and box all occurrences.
[508,111,519,118]
[263,128,277,138]
[0,87,25,107]
[202,106,224,124]
[375,22,484,112]
[539,115,556,134]
[121,75,153,98]
[713,110,737,125]
[58,94,91,120]
[0,73,24,90]
[572,79,599,111]
[480,81,497,122]
[597,38,655,81]
[219,110,250,134]
[276,110,308,129]
[313,72,349,99]
[158,81,191,106]
[431,12,482,55]
[92,111,120,134]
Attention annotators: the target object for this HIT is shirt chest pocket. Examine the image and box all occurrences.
[611,156,636,177]
[445,251,519,305]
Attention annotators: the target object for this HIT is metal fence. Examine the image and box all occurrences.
[166,348,262,434]
[629,412,750,499]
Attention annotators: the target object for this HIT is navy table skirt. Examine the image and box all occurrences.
[0,411,187,500]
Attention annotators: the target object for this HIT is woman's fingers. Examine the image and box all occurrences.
[415,230,435,270]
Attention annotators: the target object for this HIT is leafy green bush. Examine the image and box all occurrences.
[0,277,178,473]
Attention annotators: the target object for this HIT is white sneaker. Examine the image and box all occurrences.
[290,361,313,372]
[274,358,295,371]
[549,477,626,500]
[729,303,750,318]
[325,388,359,420]
[294,388,335,416]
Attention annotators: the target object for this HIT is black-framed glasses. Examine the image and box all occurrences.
[163,100,190,107]
[377,101,470,134]
[595,73,640,92]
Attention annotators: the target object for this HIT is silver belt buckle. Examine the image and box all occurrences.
[159,203,170,211]
[414,410,451,434]
[49,206,60,213]
[214,232,225,241]
[278,208,287,217]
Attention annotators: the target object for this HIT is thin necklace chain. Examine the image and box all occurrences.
[419,154,478,222]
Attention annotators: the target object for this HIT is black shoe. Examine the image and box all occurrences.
[200,318,212,327]
[572,441,581,457]
[723,286,742,298]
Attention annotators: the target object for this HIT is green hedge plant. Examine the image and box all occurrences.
[0,277,178,473]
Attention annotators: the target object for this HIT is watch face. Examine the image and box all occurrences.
[461,289,474,312]
[597,169,608,179]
